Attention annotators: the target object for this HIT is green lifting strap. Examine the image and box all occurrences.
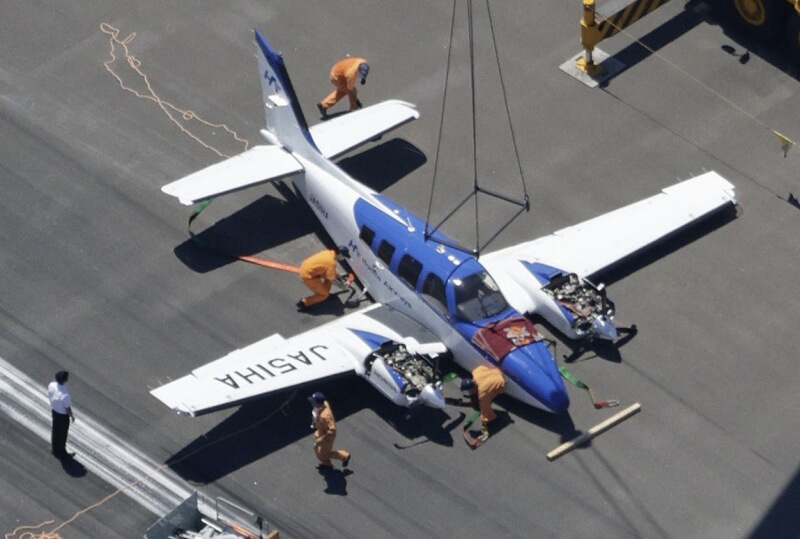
[558,364,619,409]
[187,198,214,247]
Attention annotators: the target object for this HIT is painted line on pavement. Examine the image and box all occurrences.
[0,356,193,516]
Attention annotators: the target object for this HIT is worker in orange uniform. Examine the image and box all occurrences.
[297,246,350,310]
[316,57,369,119]
[309,391,351,470]
[460,364,506,438]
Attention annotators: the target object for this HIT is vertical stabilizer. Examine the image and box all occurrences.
[254,30,319,154]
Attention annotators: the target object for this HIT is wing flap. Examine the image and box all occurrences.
[483,171,737,280]
[309,100,419,160]
[162,145,304,206]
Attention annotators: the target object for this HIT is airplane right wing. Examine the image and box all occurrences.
[481,172,736,312]
[309,100,419,160]
[161,145,304,206]
[151,303,442,416]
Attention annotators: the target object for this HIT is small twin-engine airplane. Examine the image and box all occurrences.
[151,30,737,418]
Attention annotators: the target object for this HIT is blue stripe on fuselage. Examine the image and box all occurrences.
[348,329,390,351]
[353,196,568,412]
[502,342,569,413]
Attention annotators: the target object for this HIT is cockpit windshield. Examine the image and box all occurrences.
[453,271,509,322]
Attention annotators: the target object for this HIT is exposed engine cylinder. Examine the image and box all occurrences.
[542,273,616,336]
[366,342,438,397]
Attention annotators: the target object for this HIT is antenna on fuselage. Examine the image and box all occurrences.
[424,0,530,258]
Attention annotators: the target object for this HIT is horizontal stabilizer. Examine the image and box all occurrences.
[162,145,304,205]
[309,100,419,160]
[483,171,737,297]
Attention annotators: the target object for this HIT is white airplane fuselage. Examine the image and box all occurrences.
[155,30,736,420]
[289,139,569,413]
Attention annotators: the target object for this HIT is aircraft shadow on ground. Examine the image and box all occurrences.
[171,138,426,274]
[336,138,427,192]
[164,367,576,483]
[532,317,637,365]
[498,395,579,444]
[165,375,453,484]
[747,463,800,538]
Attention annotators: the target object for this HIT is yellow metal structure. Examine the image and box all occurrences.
[577,0,673,75]
[578,0,604,75]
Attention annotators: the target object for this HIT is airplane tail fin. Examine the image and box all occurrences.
[254,30,319,154]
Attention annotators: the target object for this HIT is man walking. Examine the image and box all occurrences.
[309,391,351,470]
[48,370,75,458]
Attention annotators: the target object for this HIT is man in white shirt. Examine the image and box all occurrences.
[47,370,75,458]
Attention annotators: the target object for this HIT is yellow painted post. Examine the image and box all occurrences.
[577,0,604,75]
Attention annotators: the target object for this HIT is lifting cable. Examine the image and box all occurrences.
[425,0,530,257]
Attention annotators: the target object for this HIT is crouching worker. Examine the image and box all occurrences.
[317,57,369,118]
[297,246,350,311]
[309,392,351,470]
[460,364,506,438]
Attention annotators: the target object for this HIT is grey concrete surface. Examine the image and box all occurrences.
[1,1,798,537]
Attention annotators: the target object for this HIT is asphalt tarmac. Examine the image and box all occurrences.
[1,1,799,538]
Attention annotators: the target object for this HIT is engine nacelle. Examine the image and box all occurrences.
[364,342,445,409]
[541,272,616,339]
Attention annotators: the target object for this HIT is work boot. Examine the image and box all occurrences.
[317,103,328,119]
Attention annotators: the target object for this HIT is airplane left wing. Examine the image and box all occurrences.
[151,304,442,416]
[481,172,736,311]
[162,145,304,206]
[309,100,419,160]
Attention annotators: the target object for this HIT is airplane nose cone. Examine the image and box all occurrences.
[501,342,569,413]
[419,384,446,409]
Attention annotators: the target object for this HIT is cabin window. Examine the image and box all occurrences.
[453,271,508,322]
[377,240,395,265]
[398,254,423,288]
[359,226,376,249]
[421,273,447,313]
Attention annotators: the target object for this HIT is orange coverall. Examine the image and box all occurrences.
[299,249,338,307]
[320,57,366,112]
[472,364,506,426]
[313,400,350,467]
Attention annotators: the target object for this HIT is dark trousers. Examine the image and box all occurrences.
[51,410,70,455]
